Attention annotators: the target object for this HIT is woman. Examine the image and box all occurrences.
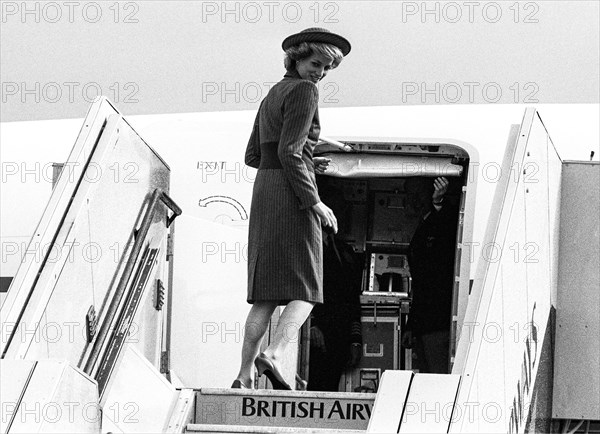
[232,28,351,389]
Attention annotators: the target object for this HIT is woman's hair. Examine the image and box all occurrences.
[284,42,344,71]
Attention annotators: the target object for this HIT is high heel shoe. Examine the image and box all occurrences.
[295,373,308,391]
[231,379,251,389]
[254,353,292,390]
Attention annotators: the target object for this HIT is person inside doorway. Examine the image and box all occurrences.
[402,177,458,374]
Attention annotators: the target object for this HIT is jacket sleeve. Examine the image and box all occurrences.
[278,81,321,210]
[244,108,261,168]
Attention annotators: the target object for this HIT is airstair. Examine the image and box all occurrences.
[0,98,183,433]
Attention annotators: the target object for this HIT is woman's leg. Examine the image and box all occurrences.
[263,300,314,363]
[235,301,277,384]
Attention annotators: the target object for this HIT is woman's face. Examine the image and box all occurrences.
[295,52,334,84]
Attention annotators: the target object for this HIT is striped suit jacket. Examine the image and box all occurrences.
[245,69,321,209]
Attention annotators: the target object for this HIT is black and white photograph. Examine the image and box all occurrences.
[1,1,599,433]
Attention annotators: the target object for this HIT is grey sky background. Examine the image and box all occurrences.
[1,1,599,121]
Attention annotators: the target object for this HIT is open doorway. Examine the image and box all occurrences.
[300,146,468,393]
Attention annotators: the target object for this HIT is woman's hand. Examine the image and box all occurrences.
[312,201,338,233]
[313,157,331,174]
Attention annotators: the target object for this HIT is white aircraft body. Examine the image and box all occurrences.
[0,98,598,433]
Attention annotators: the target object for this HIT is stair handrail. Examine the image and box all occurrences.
[83,188,181,383]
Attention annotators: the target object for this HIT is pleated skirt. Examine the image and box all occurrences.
[247,169,323,304]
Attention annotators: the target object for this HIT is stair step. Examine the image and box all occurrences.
[193,388,375,431]
[186,423,364,433]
